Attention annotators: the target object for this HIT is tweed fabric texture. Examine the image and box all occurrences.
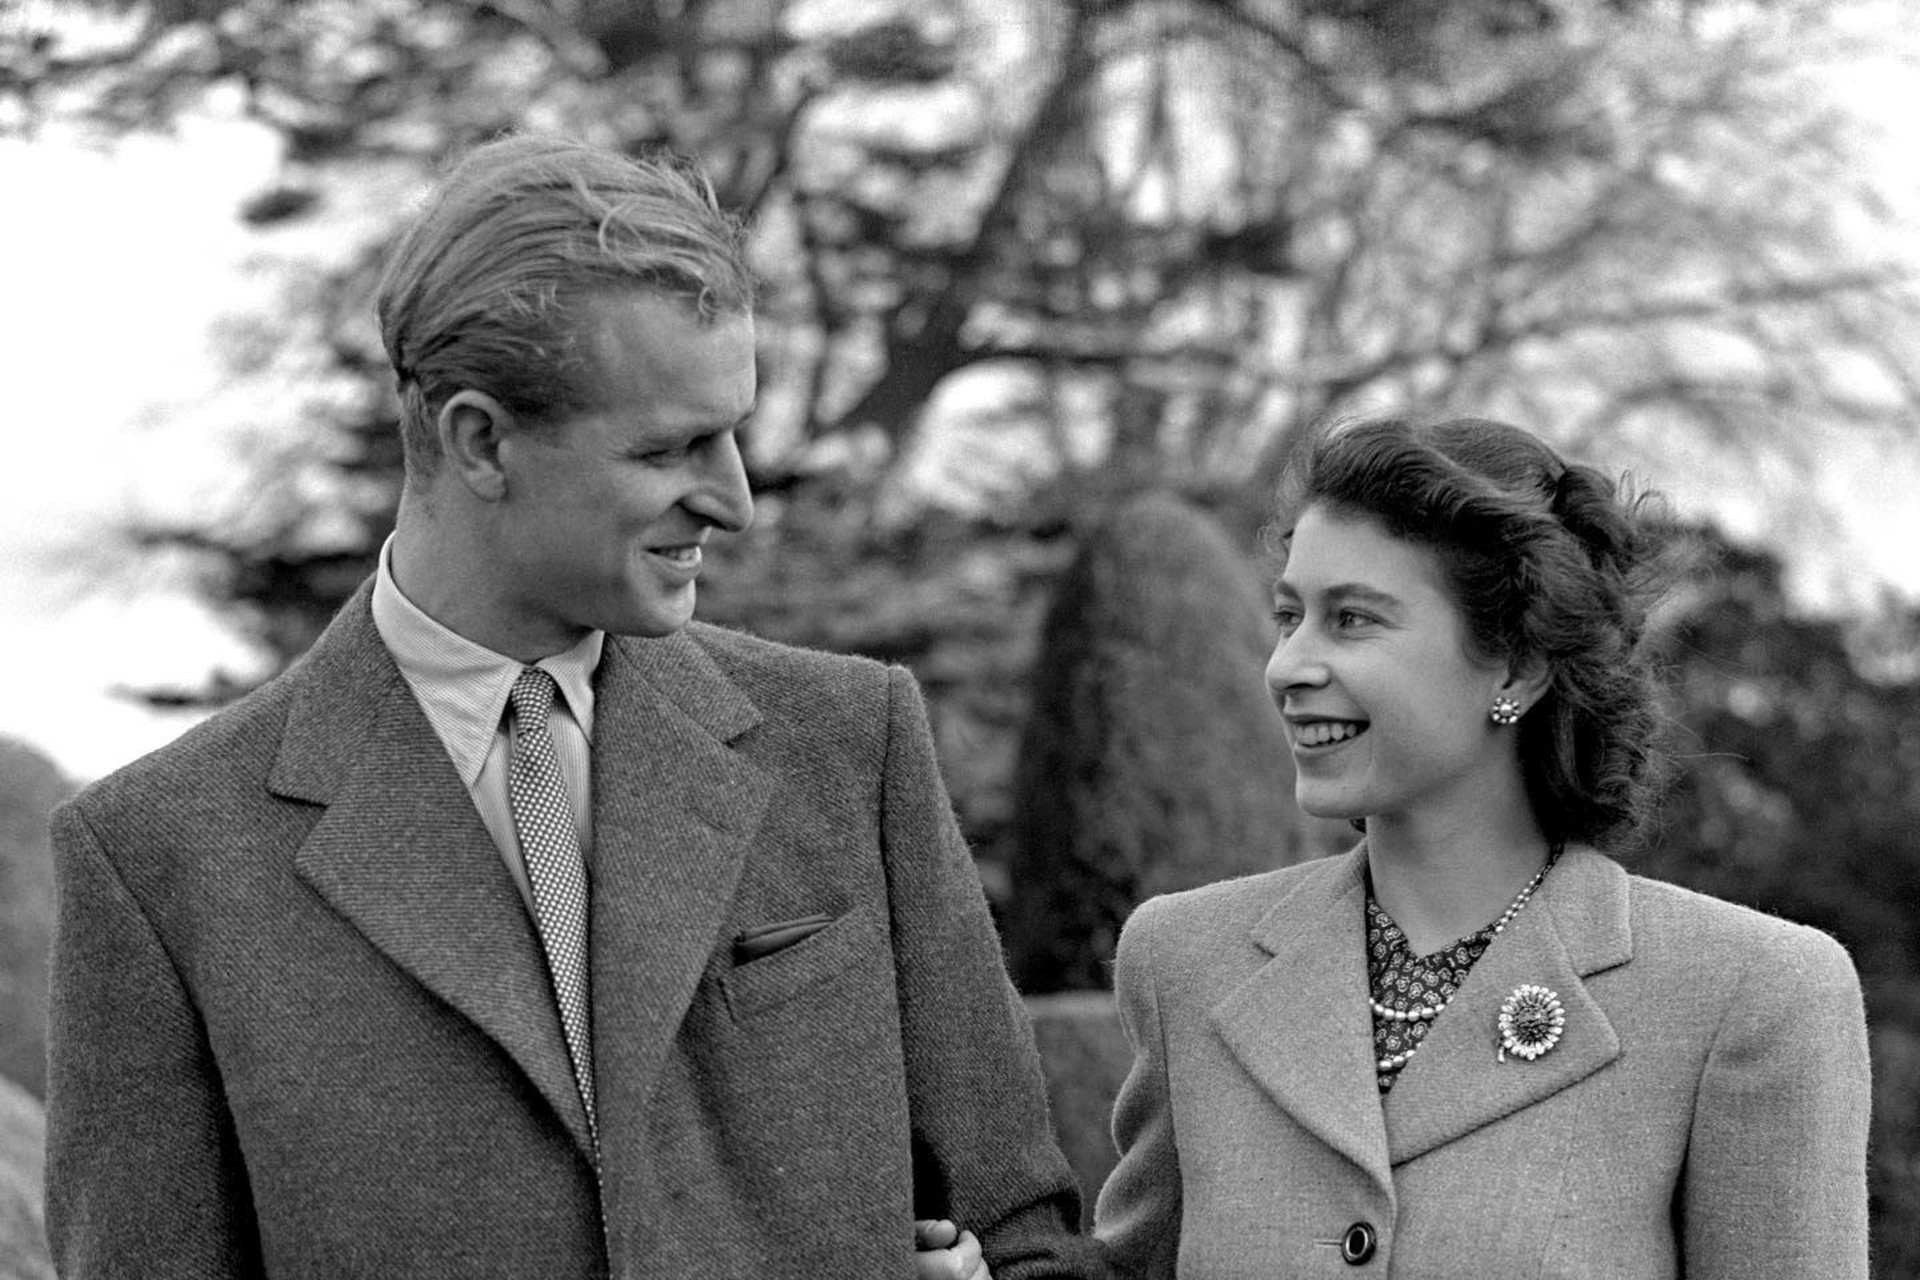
[44,582,1100,1280]
[1095,845,1872,1279]
[370,544,600,895]
[507,667,596,1140]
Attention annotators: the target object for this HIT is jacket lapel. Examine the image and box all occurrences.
[586,629,772,1237]
[1209,847,1394,1194]
[274,588,595,1157]
[1382,848,1631,1166]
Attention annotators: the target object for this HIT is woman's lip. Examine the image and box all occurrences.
[1289,718,1368,750]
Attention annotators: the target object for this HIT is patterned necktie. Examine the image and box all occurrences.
[506,666,597,1143]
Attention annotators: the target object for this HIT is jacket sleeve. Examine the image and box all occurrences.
[877,666,1107,1280]
[1092,896,1182,1280]
[43,802,261,1279]
[1680,922,1871,1279]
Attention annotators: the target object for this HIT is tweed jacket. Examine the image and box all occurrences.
[44,585,1101,1280]
[1094,846,1871,1279]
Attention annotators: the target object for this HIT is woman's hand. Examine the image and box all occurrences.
[913,1218,991,1280]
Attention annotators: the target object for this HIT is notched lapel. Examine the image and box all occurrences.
[588,634,773,1164]
[283,639,595,1160]
[1384,849,1632,1167]
[1209,850,1393,1192]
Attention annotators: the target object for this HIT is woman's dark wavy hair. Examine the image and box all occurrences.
[1272,416,1676,853]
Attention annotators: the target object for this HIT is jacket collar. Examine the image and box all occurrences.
[1209,844,1631,1189]
[272,585,773,1172]
[1380,845,1629,1164]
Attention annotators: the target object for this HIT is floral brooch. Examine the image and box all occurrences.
[1497,984,1566,1062]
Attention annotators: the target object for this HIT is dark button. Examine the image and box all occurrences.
[1340,1221,1378,1265]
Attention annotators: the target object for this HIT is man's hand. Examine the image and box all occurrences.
[913,1218,991,1280]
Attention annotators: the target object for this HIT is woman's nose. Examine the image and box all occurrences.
[1265,626,1327,698]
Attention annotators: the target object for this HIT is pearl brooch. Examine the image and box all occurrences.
[1497,983,1567,1062]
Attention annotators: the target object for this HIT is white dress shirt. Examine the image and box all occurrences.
[369,536,603,912]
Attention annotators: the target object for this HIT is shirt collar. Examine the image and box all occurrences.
[370,535,604,787]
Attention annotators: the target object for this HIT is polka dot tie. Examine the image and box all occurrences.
[507,667,596,1144]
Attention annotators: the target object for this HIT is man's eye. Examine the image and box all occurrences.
[1335,609,1372,629]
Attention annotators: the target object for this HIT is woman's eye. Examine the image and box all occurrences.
[1271,607,1302,632]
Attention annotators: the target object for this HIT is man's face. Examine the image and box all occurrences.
[486,290,755,654]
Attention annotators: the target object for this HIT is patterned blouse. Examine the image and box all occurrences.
[1365,895,1502,1093]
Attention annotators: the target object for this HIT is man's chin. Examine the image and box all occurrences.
[608,588,698,638]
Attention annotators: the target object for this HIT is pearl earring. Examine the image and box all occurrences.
[1490,696,1522,726]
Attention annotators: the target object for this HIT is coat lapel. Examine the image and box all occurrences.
[1209,848,1394,1194]
[274,588,595,1158]
[586,629,772,1236]
[1382,847,1631,1166]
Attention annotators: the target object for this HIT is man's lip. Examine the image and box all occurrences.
[645,544,704,573]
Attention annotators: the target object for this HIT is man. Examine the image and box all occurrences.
[44,135,1100,1280]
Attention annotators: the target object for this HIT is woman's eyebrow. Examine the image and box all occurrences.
[1274,580,1404,610]
[1324,583,1403,610]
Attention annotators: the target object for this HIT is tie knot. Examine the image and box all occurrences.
[509,666,558,727]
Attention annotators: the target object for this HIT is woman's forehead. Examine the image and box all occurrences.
[1279,506,1452,603]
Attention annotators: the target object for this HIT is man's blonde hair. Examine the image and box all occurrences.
[376,133,755,478]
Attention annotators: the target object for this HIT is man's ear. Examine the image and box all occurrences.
[436,389,514,501]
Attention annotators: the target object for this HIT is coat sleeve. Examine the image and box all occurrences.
[877,666,1107,1280]
[1680,922,1871,1279]
[1091,896,1182,1280]
[43,802,262,1279]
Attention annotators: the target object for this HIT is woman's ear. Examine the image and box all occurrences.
[1499,651,1554,718]
[436,389,514,501]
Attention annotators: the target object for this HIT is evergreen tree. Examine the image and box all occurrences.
[1004,492,1314,993]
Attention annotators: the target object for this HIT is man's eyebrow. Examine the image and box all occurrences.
[647,410,753,446]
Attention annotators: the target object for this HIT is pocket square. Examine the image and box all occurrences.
[731,913,836,964]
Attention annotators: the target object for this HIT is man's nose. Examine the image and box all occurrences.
[690,431,754,533]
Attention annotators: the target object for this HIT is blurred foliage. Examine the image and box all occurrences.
[0,1075,51,1280]
[1002,492,1327,992]
[1646,528,1920,1278]
[3,0,1916,686]
[0,738,66,1103]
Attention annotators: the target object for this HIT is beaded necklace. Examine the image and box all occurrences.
[1367,847,1561,1083]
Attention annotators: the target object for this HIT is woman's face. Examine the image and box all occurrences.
[1266,503,1522,827]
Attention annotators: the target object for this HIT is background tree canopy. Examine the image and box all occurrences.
[5,0,1914,672]
[5,0,1920,1270]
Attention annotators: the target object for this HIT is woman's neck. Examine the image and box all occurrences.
[1365,808,1555,956]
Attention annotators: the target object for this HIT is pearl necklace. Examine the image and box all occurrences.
[1370,850,1559,1072]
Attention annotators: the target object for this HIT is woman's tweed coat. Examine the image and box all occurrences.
[1094,845,1871,1278]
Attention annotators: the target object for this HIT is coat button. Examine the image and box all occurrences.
[1340,1221,1378,1265]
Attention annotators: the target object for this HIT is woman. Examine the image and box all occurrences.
[1093,417,1871,1277]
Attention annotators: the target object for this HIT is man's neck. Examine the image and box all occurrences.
[389,500,585,663]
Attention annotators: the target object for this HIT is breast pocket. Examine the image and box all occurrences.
[719,903,879,1022]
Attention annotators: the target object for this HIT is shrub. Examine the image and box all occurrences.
[1003,492,1313,993]
[0,738,65,1101]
